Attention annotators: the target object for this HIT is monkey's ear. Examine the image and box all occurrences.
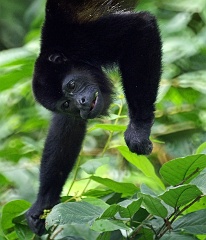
[48,53,68,64]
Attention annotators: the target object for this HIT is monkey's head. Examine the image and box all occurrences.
[32,52,113,119]
[58,69,106,119]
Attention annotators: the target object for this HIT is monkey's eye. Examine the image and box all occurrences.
[62,101,70,109]
[48,53,67,64]
[67,80,75,90]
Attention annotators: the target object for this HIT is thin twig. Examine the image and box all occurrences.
[156,195,202,239]
[81,98,123,194]
[67,155,82,195]
[175,167,200,186]
[129,214,153,239]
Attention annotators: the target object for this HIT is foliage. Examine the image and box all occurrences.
[1,152,206,239]
[0,0,206,239]
[0,0,45,50]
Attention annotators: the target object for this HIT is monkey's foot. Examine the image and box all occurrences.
[124,121,153,155]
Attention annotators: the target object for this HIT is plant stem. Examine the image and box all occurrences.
[67,155,82,196]
[80,174,93,195]
[155,195,202,239]
[81,99,123,195]
[101,100,123,156]
[129,214,153,239]
[67,98,123,197]
[175,167,200,186]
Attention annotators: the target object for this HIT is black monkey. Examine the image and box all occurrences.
[26,0,162,236]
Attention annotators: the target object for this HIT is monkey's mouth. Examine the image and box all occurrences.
[80,91,103,119]
[90,92,98,112]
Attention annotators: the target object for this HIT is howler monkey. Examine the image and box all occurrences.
[26,0,162,236]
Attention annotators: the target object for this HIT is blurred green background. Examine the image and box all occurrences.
[0,0,206,218]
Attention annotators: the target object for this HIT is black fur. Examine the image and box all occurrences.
[26,0,162,235]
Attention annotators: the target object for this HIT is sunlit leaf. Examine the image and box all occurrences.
[91,176,138,197]
[46,202,103,229]
[88,124,126,132]
[49,223,98,240]
[196,142,206,154]
[158,0,206,12]
[1,200,31,232]
[83,198,109,211]
[160,185,202,208]
[160,154,206,185]
[80,157,109,174]
[91,219,130,232]
[177,71,206,94]
[117,146,165,190]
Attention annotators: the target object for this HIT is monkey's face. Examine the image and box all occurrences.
[58,73,104,119]
[32,53,112,119]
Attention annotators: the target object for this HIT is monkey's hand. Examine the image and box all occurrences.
[26,202,48,236]
[124,121,153,155]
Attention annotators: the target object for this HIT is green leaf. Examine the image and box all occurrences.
[47,223,98,240]
[163,37,198,63]
[80,157,109,174]
[90,176,138,197]
[97,232,111,240]
[105,193,122,205]
[160,154,206,186]
[83,189,113,198]
[91,219,130,232]
[14,224,34,240]
[177,70,206,94]
[160,185,202,208]
[140,184,157,196]
[139,194,168,218]
[83,198,109,211]
[158,0,206,12]
[118,199,142,218]
[4,231,18,240]
[173,209,206,234]
[0,48,35,66]
[0,58,34,92]
[89,124,126,132]
[117,146,165,190]
[135,228,154,240]
[100,205,119,219]
[107,114,127,120]
[1,200,31,233]
[191,168,206,194]
[46,202,103,229]
[0,174,10,186]
[97,230,123,240]
[185,196,206,213]
[161,232,198,240]
[196,142,206,154]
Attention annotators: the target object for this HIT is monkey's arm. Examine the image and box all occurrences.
[26,114,86,236]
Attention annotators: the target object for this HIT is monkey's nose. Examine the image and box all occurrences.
[79,97,86,105]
